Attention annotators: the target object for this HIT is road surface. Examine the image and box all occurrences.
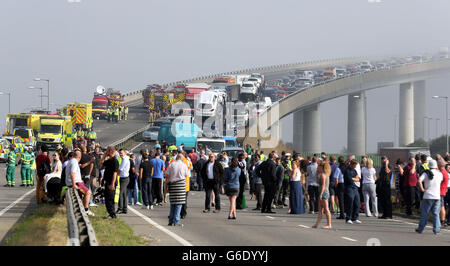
[114,141,450,246]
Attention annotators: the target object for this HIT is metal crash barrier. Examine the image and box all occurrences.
[66,187,98,246]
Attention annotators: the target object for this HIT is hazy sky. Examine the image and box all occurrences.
[1,0,450,153]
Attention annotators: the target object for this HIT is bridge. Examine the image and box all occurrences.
[119,56,450,155]
[2,54,449,246]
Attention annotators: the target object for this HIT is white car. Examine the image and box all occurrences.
[241,82,258,94]
[246,77,261,88]
[142,126,159,142]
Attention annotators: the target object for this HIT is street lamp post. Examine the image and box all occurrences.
[428,117,432,142]
[432,96,449,154]
[34,78,50,111]
[423,116,428,141]
[0,92,11,113]
[29,86,43,109]
[436,118,440,139]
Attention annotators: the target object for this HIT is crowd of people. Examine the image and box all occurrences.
[9,133,450,234]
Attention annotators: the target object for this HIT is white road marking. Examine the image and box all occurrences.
[130,142,144,152]
[265,216,275,219]
[128,206,193,246]
[341,237,358,242]
[0,189,35,217]
[298,224,309,228]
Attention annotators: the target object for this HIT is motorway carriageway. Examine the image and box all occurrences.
[115,141,450,246]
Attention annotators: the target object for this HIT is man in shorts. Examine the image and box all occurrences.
[66,150,94,216]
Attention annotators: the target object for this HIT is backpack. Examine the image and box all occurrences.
[38,156,51,177]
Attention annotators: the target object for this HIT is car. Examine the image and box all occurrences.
[142,126,160,142]
[220,147,245,160]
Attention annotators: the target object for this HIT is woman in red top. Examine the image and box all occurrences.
[35,145,51,203]
[438,159,449,225]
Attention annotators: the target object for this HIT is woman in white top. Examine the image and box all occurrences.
[44,152,63,197]
[361,158,378,217]
[289,160,305,214]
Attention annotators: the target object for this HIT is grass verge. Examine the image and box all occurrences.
[5,204,68,246]
[88,205,150,246]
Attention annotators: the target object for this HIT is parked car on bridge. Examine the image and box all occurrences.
[142,126,160,142]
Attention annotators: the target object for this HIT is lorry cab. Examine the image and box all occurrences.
[37,116,72,150]
[158,121,200,150]
[196,137,226,156]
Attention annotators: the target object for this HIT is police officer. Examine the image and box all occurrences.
[88,128,97,143]
[114,107,119,123]
[29,151,36,186]
[107,108,112,122]
[5,145,16,187]
[124,106,129,120]
[278,154,292,207]
[20,147,32,187]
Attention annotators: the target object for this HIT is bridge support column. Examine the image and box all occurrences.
[399,82,415,146]
[347,92,366,155]
[293,110,303,152]
[302,104,321,153]
[414,80,426,141]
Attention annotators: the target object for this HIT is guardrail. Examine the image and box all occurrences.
[109,123,151,149]
[121,56,381,103]
[66,187,98,246]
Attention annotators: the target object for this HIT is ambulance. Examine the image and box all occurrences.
[64,103,93,129]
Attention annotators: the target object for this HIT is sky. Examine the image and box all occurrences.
[1,0,450,153]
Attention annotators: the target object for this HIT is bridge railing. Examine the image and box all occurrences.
[108,123,151,149]
[121,56,381,104]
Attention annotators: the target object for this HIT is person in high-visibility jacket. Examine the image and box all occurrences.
[88,128,97,142]
[114,108,119,123]
[5,146,16,187]
[168,144,178,156]
[180,153,193,219]
[20,148,32,187]
[260,150,267,161]
[30,151,36,186]
[107,108,112,122]
[124,106,128,120]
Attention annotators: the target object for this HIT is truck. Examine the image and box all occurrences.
[379,147,430,168]
[143,84,165,110]
[184,83,211,111]
[92,95,109,119]
[37,115,73,150]
[196,137,226,156]
[64,103,93,130]
[323,68,337,80]
[5,113,42,137]
[91,86,123,119]
[226,84,241,102]
[157,121,200,150]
